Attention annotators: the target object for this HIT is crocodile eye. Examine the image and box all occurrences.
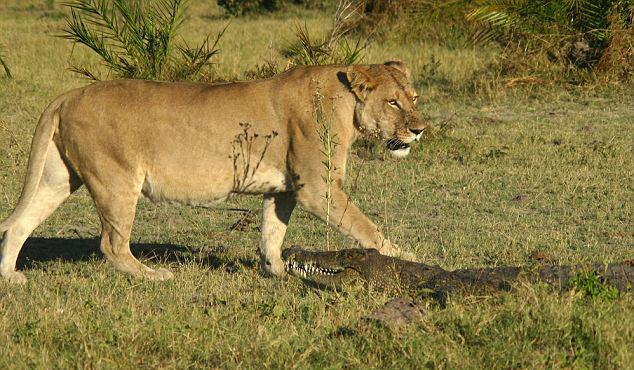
[388,100,399,108]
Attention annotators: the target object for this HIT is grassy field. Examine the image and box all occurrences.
[1,1,633,369]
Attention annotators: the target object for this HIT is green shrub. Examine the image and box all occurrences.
[284,1,366,65]
[61,0,226,81]
[569,270,620,301]
[217,0,335,16]
[283,24,366,66]
[350,1,634,83]
[241,0,366,81]
[466,1,633,61]
[461,0,634,83]
[243,60,280,80]
[217,0,284,16]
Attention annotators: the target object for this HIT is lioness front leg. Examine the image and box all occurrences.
[296,185,400,256]
[259,192,296,276]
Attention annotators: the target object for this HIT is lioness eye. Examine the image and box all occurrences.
[413,96,419,103]
[388,100,399,107]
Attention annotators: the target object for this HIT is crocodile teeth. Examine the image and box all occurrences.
[283,259,343,277]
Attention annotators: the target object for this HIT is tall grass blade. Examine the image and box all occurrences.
[0,44,12,78]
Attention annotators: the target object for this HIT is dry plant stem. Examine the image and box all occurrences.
[327,0,360,48]
[231,123,278,193]
[382,176,390,244]
[337,155,367,233]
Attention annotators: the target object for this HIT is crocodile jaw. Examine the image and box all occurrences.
[284,259,345,278]
[281,247,384,287]
[282,247,351,286]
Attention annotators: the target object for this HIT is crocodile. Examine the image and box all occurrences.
[282,247,634,303]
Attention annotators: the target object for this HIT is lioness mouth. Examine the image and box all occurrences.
[386,138,412,158]
[386,138,410,151]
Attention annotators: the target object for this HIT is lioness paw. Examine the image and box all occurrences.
[1,271,27,284]
[143,268,174,281]
[393,249,418,262]
[378,244,417,262]
[262,258,286,277]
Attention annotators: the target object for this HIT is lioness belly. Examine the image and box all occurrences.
[141,165,292,206]
[140,171,232,206]
[231,166,294,194]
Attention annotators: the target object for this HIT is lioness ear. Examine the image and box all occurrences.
[346,65,375,101]
[384,60,411,80]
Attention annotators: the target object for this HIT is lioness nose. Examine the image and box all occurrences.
[409,128,424,136]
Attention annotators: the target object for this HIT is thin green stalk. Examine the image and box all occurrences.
[313,87,339,250]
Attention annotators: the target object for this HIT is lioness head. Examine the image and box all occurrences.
[347,61,427,158]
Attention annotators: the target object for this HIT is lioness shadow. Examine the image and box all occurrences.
[16,237,256,273]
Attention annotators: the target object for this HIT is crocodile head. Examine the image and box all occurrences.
[282,247,394,289]
[282,247,375,288]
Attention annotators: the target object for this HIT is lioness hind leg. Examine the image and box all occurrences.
[98,219,173,281]
[0,146,81,284]
[88,184,173,281]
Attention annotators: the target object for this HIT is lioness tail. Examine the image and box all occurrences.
[0,100,62,233]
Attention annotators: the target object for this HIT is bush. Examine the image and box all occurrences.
[61,0,226,81]
[283,24,366,66]
[217,0,284,16]
[217,0,337,16]
[284,1,366,65]
[353,0,634,82]
[464,0,634,82]
[243,60,281,80]
[466,1,632,58]
[596,4,634,80]
[241,0,366,81]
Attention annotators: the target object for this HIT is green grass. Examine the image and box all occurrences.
[1,2,633,368]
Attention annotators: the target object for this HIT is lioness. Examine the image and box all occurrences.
[0,61,427,283]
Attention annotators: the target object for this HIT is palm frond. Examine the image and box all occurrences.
[176,24,227,79]
[62,0,125,48]
[63,8,128,74]
[285,23,329,66]
[337,37,366,65]
[284,0,367,67]
[60,0,223,81]
[67,65,102,81]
